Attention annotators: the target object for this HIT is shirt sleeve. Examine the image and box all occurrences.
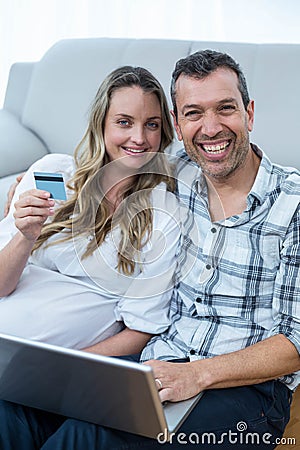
[114,185,182,335]
[267,205,300,353]
[0,153,75,251]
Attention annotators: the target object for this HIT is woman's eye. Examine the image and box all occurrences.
[146,122,159,129]
[118,120,130,126]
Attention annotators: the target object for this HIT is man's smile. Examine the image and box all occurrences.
[200,140,231,154]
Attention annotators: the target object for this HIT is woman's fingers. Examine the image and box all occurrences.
[15,190,53,213]
[18,188,52,202]
[13,190,55,242]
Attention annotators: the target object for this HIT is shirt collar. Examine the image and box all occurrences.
[247,144,273,206]
[177,144,273,206]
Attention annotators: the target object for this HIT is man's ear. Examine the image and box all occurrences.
[171,110,183,141]
[247,100,255,132]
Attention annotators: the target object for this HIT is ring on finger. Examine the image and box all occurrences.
[155,378,163,390]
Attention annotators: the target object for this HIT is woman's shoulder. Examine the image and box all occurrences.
[151,182,180,213]
[30,153,75,177]
[151,182,176,197]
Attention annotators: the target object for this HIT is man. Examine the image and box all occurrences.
[0,50,299,449]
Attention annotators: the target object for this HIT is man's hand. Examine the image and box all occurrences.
[144,359,202,403]
[4,173,25,217]
[145,335,300,404]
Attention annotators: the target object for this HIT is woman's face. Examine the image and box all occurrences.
[104,86,162,171]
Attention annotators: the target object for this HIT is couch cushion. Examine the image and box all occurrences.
[0,110,48,177]
[20,37,300,168]
[4,62,36,118]
[249,44,300,169]
[21,38,190,156]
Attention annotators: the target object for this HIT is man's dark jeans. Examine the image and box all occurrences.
[0,376,292,449]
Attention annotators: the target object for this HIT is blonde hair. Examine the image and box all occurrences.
[33,66,175,275]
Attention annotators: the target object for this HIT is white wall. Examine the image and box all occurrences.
[0,0,300,106]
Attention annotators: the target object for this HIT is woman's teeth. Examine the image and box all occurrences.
[124,147,145,153]
[202,141,230,154]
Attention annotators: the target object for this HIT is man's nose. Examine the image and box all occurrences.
[200,111,223,137]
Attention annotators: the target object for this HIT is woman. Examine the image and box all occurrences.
[0,66,180,355]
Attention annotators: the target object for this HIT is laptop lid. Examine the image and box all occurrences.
[0,333,201,440]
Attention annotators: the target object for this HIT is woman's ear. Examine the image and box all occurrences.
[171,110,183,141]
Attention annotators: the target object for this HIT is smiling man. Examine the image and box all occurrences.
[139,50,300,448]
[170,51,262,224]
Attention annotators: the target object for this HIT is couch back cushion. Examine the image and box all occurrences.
[22,38,300,168]
[21,38,190,156]
[189,41,299,169]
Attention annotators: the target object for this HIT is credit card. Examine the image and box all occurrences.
[34,172,67,200]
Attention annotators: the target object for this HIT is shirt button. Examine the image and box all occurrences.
[211,227,217,233]
[196,297,202,303]
[206,264,212,270]
[190,349,196,355]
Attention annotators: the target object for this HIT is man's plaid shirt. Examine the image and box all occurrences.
[141,145,300,390]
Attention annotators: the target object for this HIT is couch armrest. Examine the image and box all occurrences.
[0,110,48,177]
[4,62,35,118]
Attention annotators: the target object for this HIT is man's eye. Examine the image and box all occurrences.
[185,111,202,121]
[220,105,235,112]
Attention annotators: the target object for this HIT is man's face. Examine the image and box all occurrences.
[172,68,254,181]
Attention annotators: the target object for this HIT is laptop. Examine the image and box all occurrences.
[0,332,202,441]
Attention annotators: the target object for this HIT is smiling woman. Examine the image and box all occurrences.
[103,86,162,171]
[0,65,180,356]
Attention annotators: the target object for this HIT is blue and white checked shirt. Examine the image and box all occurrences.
[141,145,300,390]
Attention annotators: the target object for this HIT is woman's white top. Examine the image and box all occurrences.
[0,154,181,349]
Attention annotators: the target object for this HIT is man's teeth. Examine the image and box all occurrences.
[125,147,145,153]
[202,141,229,154]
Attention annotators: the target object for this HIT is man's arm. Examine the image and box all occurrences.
[3,173,24,217]
[149,202,300,401]
[145,334,300,402]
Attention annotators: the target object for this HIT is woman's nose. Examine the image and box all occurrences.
[131,125,146,144]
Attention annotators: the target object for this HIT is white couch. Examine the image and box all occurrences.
[0,37,299,216]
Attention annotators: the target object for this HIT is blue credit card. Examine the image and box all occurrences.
[34,172,67,200]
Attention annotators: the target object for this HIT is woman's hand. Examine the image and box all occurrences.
[3,172,25,217]
[13,189,55,242]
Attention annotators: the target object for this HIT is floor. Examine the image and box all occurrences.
[275,386,300,449]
